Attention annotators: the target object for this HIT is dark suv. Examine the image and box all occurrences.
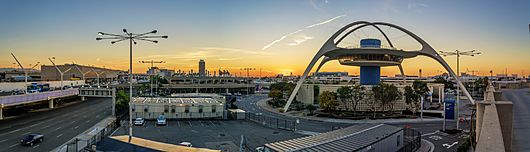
[20,134,44,146]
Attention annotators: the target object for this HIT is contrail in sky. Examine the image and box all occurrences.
[262,14,346,50]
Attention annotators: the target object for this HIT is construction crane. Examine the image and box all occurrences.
[139,60,165,96]
[139,60,165,68]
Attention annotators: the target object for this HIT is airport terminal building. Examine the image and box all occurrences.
[131,95,225,119]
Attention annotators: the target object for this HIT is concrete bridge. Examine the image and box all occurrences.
[0,87,117,120]
[0,88,79,119]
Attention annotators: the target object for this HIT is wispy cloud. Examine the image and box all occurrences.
[288,35,314,46]
[200,47,269,55]
[262,14,346,50]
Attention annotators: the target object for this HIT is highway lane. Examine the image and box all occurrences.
[0,97,112,152]
[502,88,530,151]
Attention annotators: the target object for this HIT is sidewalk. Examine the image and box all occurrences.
[256,98,445,124]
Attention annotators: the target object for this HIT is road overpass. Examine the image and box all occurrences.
[0,89,79,120]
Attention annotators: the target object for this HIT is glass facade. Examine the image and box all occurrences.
[338,54,403,64]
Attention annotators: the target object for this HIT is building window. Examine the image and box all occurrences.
[198,105,203,113]
[164,105,169,113]
[171,105,176,113]
[185,105,190,113]
[212,105,216,113]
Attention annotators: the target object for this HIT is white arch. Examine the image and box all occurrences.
[283,21,475,112]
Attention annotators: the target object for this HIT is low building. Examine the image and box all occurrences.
[131,96,225,119]
[264,124,407,152]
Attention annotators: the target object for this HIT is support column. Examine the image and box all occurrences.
[49,99,54,109]
[0,104,4,120]
[112,88,116,116]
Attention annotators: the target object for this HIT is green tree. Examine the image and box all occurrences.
[372,83,402,113]
[319,91,338,112]
[351,85,365,115]
[336,86,353,111]
[406,80,430,115]
[268,89,284,107]
[115,90,130,114]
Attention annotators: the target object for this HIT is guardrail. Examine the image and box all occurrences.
[245,112,297,131]
[0,88,79,106]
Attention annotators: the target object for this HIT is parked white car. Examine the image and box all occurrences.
[134,118,145,126]
[156,115,166,126]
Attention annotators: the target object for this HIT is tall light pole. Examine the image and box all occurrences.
[11,53,39,93]
[96,29,167,142]
[139,60,165,96]
[92,68,106,87]
[440,50,481,130]
[48,58,72,90]
[73,63,92,81]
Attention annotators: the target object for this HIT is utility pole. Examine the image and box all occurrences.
[240,68,256,78]
[440,50,481,130]
[97,29,167,142]
[11,53,40,93]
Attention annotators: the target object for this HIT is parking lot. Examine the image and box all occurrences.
[109,120,306,151]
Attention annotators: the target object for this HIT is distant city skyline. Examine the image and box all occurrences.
[1,0,529,77]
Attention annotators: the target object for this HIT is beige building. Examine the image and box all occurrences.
[131,96,225,119]
[296,82,444,112]
[40,64,123,81]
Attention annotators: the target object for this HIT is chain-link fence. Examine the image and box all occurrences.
[397,128,422,152]
[245,112,297,131]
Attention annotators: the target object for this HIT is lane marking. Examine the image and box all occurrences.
[0,139,8,143]
[42,124,52,129]
[9,143,18,148]
[55,127,62,130]
[8,129,21,134]
[86,120,91,123]
[74,126,79,129]
[33,145,40,148]
[56,134,63,138]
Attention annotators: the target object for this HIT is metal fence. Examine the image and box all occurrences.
[0,88,79,106]
[59,117,119,152]
[245,112,297,131]
[397,128,422,152]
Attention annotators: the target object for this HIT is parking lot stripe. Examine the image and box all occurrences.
[55,127,62,130]
[9,143,18,148]
[209,121,215,126]
[74,126,79,129]
[177,121,181,127]
[187,121,192,127]
[0,139,7,143]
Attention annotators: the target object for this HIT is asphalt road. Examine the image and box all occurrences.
[502,88,530,151]
[0,97,112,152]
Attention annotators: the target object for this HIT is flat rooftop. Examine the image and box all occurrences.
[132,97,222,105]
[265,124,402,152]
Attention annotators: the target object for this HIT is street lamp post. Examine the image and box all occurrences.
[49,58,72,90]
[440,50,481,130]
[96,29,167,142]
[11,53,40,93]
